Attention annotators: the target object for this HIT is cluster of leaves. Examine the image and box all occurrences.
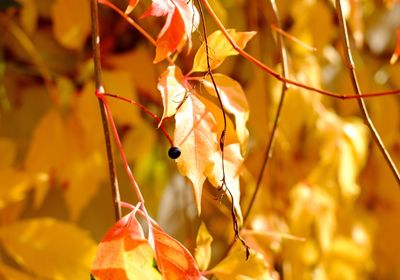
[1,0,400,279]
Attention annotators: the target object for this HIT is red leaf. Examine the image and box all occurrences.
[142,0,199,63]
[142,0,174,17]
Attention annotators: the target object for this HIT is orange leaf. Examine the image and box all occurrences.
[151,222,202,279]
[143,0,199,63]
[92,211,162,280]
[157,65,188,124]
[202,74,249,152]
[174,94,218,213]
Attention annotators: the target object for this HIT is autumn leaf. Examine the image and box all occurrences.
[174,94,218,213]
[0,218,97,279]
[151,221,202,279]
[157,65,188,124]
[202,74,250,152]
[209,243,272,280]
[92,209,201,279]
[208,143,244,225]
[194,222,213,271]
[51,0,91,49]
[92,211,162,280]
[191,29,256,72]
[143,0,199,63]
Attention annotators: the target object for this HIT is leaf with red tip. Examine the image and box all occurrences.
[91,211,161,280]
[174,94,218,213]
[142,0,199,63]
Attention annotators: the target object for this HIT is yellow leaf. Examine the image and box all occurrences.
[0,169,32,209]
[51,0,91,49]
[0,218,97,279]
[17,0,38,35]
[157,66,188,124]
[24,110,67,206]
[0,138,16,168]
[174,94,218,213]
[209,244,272,280]
[202,74,249,152]
[105,45,159,100]
[208,143,244,225]
[0,262,37,280]
[192,29,256,72]
[102,70,140,126]
[194,222,213,271]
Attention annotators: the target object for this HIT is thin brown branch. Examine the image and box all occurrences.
[90,0,122,221]
[196,0,250,259]
[335,0,400,187]
[243,0,289,224]
[200,0,400,100]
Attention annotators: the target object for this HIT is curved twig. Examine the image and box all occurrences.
[196,0,250,259]
[335,0,400,186]
[200,0,400,100]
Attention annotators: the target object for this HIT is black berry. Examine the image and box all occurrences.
[168,146,181,159]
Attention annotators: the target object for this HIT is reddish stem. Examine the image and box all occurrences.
[96,90,155,247]
[103,93,174,146]
[200,0,400,99]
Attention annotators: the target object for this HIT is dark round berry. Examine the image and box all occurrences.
[168,146,181,159]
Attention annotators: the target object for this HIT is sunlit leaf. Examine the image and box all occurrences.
[202,74,249,152]
[194,222,213,271]
[0,169,32,209]
[0,263,36,280]
[209,244,272,280]
[92,211,162,280]
[0,138,16,168]
[157,65,188,124]
[208,143,244,225]
[0,218,97,279]
[51,0,91,49]
[174,94,218,213]
[191,29,256,72]
[151,221,202,279]
[143,0,199,63]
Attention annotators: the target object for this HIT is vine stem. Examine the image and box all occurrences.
[222,0,290,258]
[200,0,400,100]
[196,0,250,259]
[96,91,155,249]
[243,0,289,225]
[335,0,400,186]
[102,93,174,146]
[90,0,122,221]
